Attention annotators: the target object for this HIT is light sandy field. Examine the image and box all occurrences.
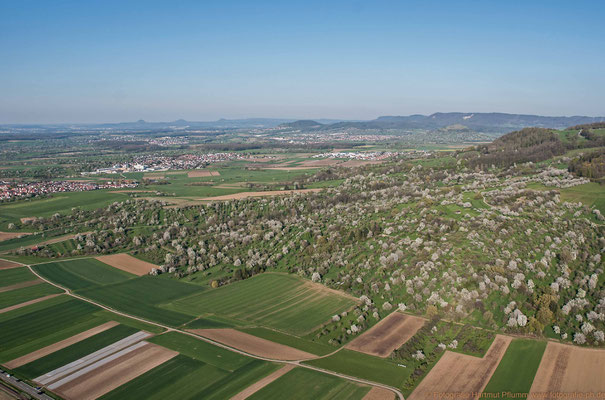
[362,387,396,400]
[190,328,315,360]
[188,170,221,178]
[0,259,22,270]
[231,364,296,400]
[346,312,426,357]
[0,231,31,242]
[0,279,42,294]
[4,321,119,369]
[52,342,177,400]
[199,188,321,201]
[529,342,605,396]
[0,294,61,314]
[95,254,159,276]
[19,217,36,224]
[408,335,512,400]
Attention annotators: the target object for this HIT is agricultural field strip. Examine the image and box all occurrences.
[25,265,403,400]
[231,364,295,400]
[0,279,42,293]
[35,331,151,385]
[4,321,119,369]
[0,294,61,314]
[46,341,149,390]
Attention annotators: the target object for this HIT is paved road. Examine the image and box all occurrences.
[0,369,53,400]
[17,261,405,400]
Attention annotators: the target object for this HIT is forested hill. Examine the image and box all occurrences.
[465,123,605,179]
[312,113,605,133]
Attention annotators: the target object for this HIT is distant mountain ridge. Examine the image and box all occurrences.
[2,113,604,133]
[308,112,605,133]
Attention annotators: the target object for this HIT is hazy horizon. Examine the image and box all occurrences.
[2,0,605,124]
[3,110,605,126]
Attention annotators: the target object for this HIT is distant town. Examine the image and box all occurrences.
[0,180,137,201]
[85,152,243,175]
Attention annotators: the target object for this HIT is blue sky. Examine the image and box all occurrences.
[1,0,604,123]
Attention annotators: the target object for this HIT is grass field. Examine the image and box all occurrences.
[0,283,62,309]
[104,331,282,400]
[33,258,135,290]
[15,324,138,378]
[304,349,409,389]
[0,267,37,287]
[99,354,228,400]
[149,332,251,371]
[0,190,128,226]
[482,339,547,397]
[248,367,370,400]
[192,359,280,400]
[239,328,334,356]
[559,182,605,213]
[77,276,201,326]
[164,273,356,335]
[0,297,103,362]
[122,167,317,198]
[0,229,72,252]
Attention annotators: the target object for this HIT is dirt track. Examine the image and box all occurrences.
[0,279,42,293]
[408,335,511,400]
[4,321,119,369]
[53,342,177,400]
[0,294,61,315]
[231,364,295,400]
[346,312,425,357]
[95,254,158,276]
[190,329,315,361]
[199,188,321,201]
[0,232,31,242]
[530,342,605,396]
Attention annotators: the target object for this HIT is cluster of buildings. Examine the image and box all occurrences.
[0,180,137,201]
[86,152,243,175]
[313,151,402,160]
[271,132,396,144]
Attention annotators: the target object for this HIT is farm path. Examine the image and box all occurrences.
[14,258,404,400]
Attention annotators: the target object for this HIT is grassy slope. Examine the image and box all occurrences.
[164,273,356,335]
[33,258,135,290]
[77,276,201,326]
[0,190,127,225]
